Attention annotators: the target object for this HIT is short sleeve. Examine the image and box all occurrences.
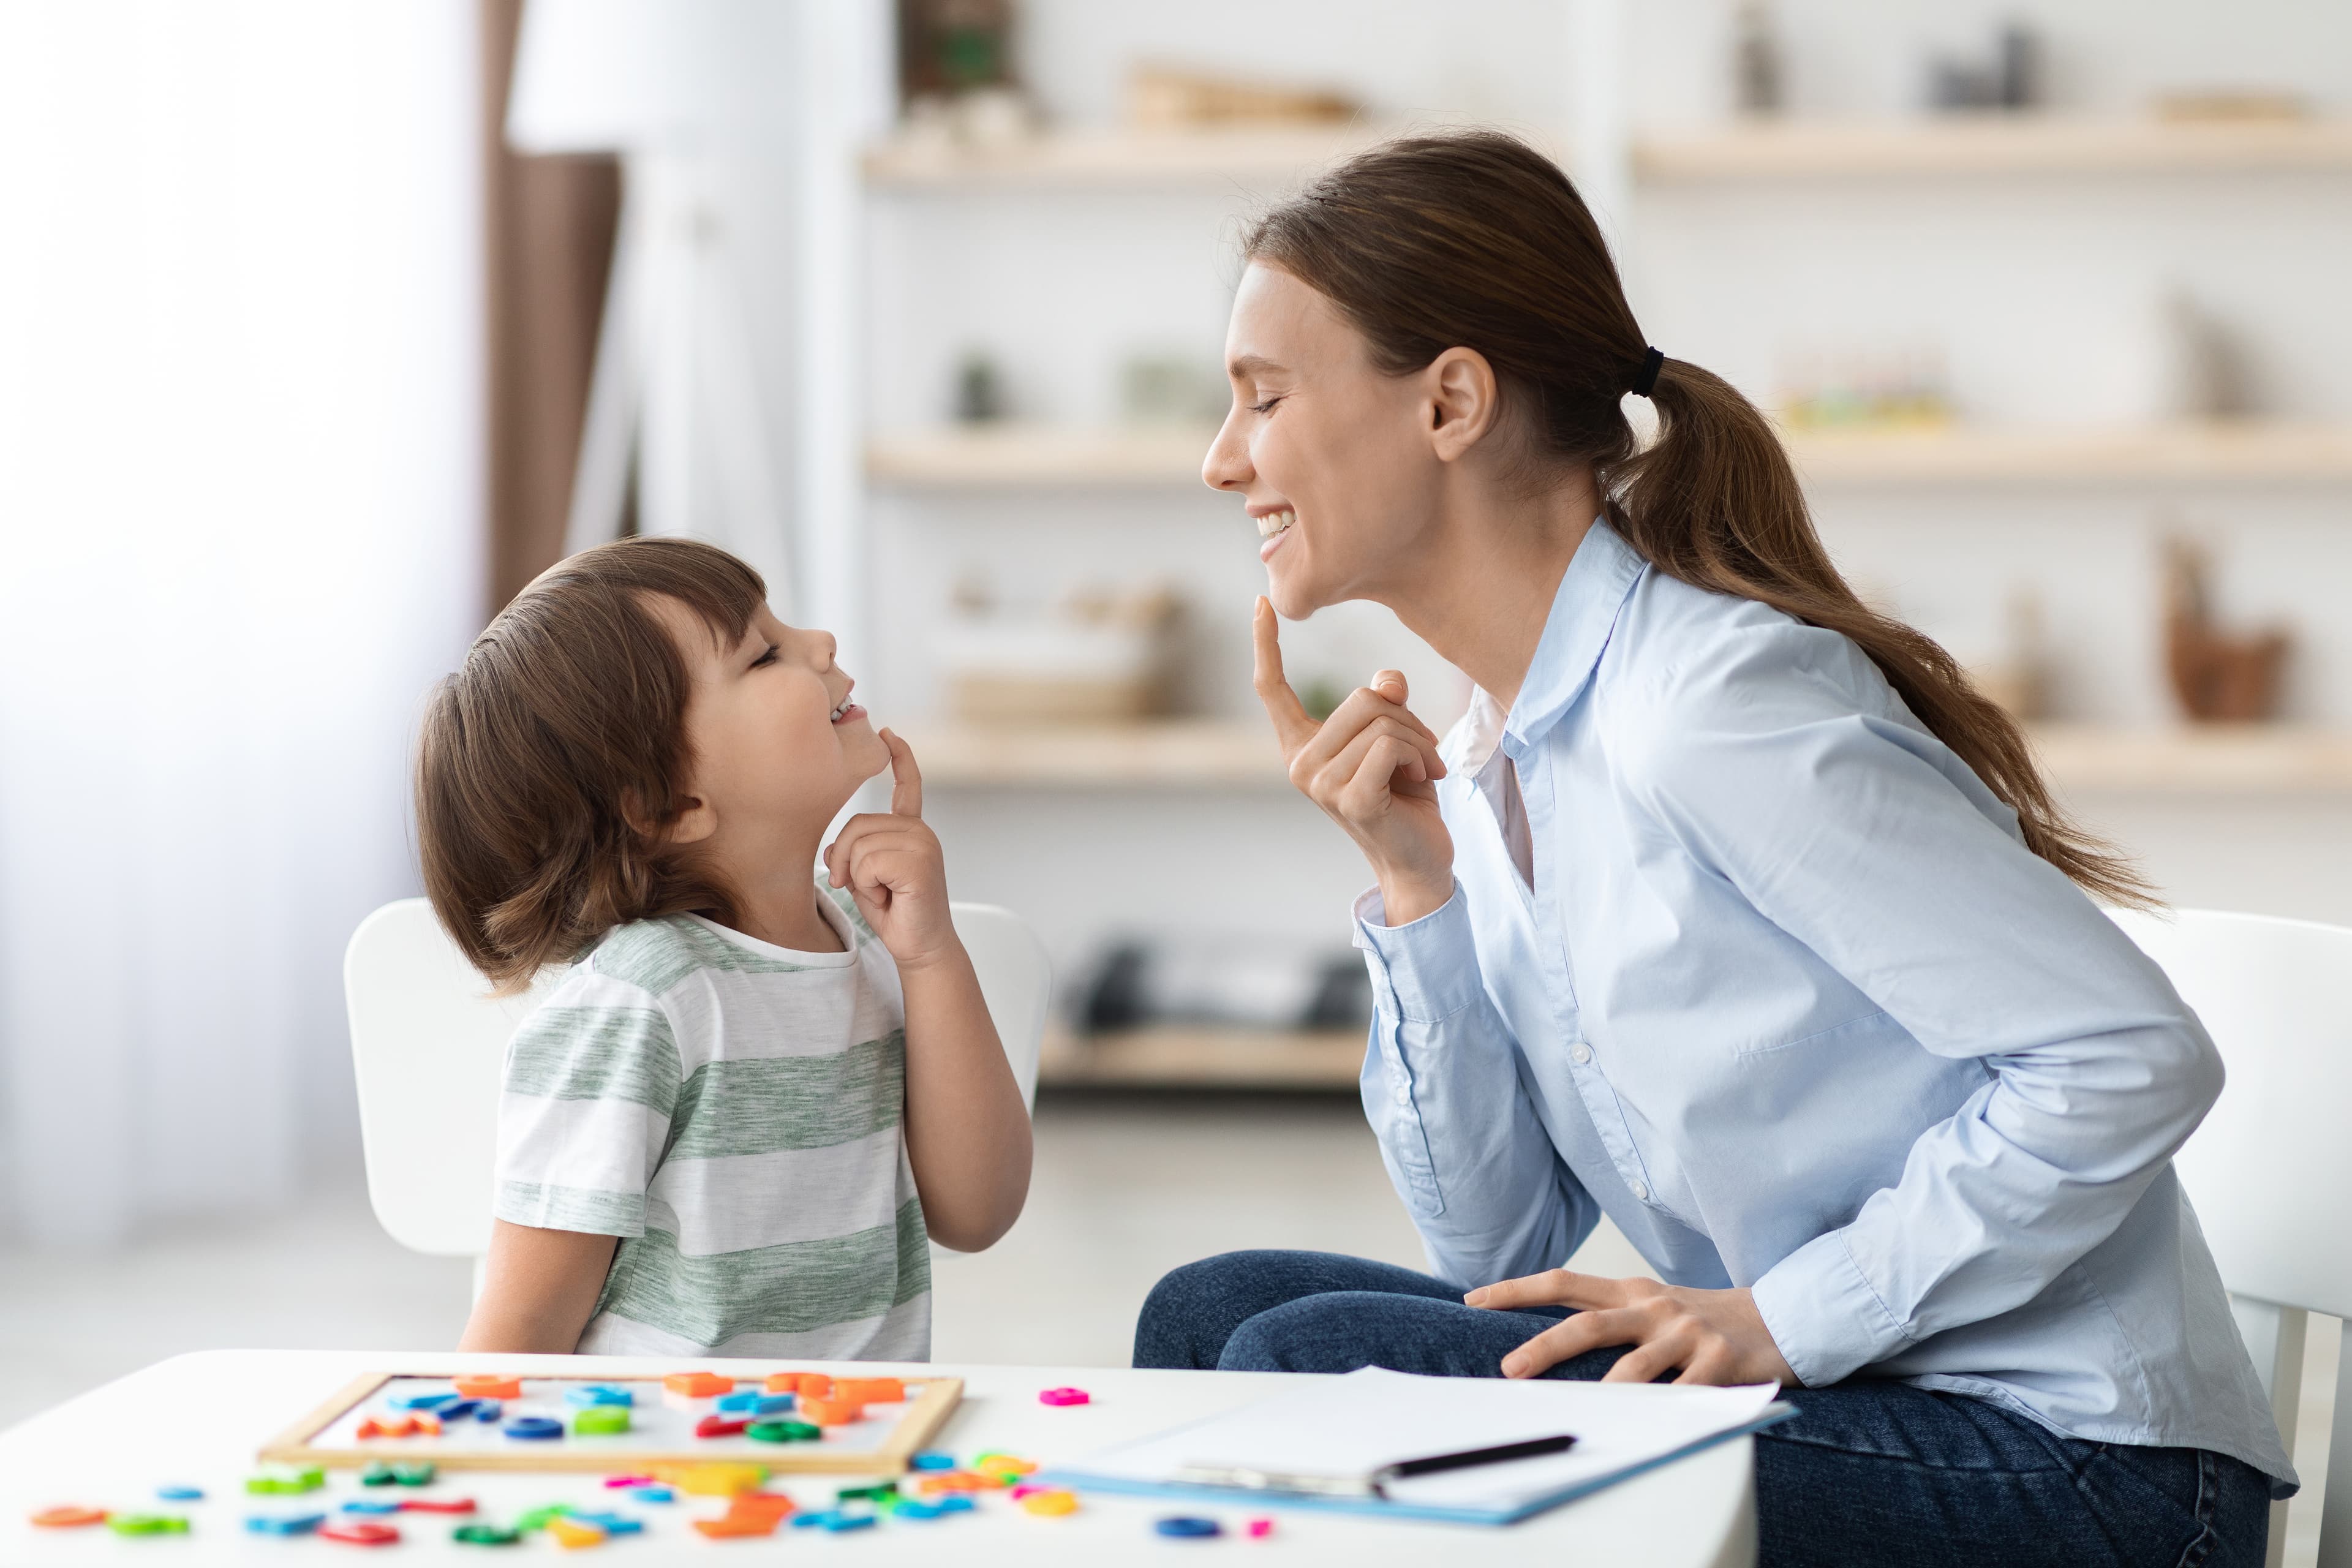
[491,982,682,1238]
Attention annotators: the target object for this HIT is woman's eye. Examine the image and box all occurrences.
[1250,396,1285,415]
[750,645,779,669]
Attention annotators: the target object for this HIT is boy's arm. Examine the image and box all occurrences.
[826,731,1033,1252]
[457,1221,618,1352]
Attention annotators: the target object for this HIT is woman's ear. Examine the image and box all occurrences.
[1425,346,1502,462]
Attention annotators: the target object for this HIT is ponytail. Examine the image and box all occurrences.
[1248,130,2152,909]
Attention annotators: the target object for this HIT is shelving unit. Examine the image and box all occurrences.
[903,718,2352,796]
[870,420,2352,490]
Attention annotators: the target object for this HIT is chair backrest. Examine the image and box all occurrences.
[344,899,1051,1259]
[2108,906,2352,1568]
[2109,907,2352,1320]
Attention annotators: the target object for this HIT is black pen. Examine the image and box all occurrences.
[1372,1434,1579,1497]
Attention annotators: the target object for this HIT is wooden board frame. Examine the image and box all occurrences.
[258,1371,964,1476]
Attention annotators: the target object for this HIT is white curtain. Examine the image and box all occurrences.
[0,1,483,1244]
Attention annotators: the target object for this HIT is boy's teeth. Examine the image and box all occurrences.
[1255,510,1295,540]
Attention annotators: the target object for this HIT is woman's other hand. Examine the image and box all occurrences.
[1253,596,1455,925]
[1466,1270,1800,1387]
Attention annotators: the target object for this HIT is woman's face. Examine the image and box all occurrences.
[1204,262,1448,619]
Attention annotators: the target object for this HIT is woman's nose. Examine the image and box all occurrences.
[1202,407,1252,492]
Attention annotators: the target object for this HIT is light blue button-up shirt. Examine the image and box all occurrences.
[1352,519,2293,1490]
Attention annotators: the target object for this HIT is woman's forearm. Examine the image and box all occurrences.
[898,941,1033,1251]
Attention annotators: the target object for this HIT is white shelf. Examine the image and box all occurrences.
[902,719,2352,796]
[862,118,2352,192]
[1638,116,2352,181]
[868,421,2352,490]
[869,424,1213,488]
[1038,1025,1364,1090]
[1785,421,2352,485]
[864,125,1395,190]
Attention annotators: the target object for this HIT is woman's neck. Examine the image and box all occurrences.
[1378,466,1600,712]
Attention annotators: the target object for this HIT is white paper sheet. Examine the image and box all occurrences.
[1063,1367,1782,1515]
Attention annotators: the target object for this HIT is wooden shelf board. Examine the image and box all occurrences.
[1638,116,2352,181]
[869,422,2352,490]
[864,126,1394,190]
[863,119,2352,191]
[1038,1025,1363,1090]
[905,719,1282,789]
[905,719,2352,796]
[869,424,1214,488]
[1787,421,2352,484]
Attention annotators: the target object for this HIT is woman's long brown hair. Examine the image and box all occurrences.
[1247,130,2150,907]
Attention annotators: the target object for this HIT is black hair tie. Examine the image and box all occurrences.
[1629,346,1665,398]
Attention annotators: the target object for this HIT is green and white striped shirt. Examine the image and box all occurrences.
[492,883,929,1359]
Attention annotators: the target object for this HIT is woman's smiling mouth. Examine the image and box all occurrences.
[1256,508,1295,561]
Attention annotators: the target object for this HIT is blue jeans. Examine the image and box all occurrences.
[1135,1251,2271,1568]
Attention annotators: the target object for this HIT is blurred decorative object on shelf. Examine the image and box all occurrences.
[1119,353,1227,428]
[1732,2,1784,118]
[2154,89,2309,124]
[1777,344,1951,429]
[1926,23,2040,113]
[897,0,1037,148]
[1967,590,2048,722]
[2162,535,2291,723]
[940,581,1186,725]
[954,350,1009,423]
[1125,65,1360,130]
[2162,292,2260,420]
[1075,938,1371,1035]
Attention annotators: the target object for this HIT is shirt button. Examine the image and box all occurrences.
[1570,1044,1593,1065]
[1629,1180,1651,1202]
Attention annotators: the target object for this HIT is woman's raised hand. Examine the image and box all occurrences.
[1253,597,1455,926]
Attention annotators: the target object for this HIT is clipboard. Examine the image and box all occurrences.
[1034,1366,1797,1526]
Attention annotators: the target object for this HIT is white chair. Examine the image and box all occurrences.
[2109,907,2352,1568]
[344,898,1052,1289]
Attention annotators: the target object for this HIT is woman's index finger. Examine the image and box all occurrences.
[1251,597,1318,753]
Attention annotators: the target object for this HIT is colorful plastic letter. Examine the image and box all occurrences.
[453,1375,522,1400]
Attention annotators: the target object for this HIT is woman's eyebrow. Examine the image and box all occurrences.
[1227,353,1286,380]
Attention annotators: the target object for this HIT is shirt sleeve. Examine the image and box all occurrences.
[1621,627,2223,1389]
[1354,882,1599,1289]
[491,981,683,1238]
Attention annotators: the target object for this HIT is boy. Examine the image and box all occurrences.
[415,538,1031,1356]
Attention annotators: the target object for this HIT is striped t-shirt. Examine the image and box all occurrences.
[492,883,929,1359]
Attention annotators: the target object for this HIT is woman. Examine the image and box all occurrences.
[1134,132,2293,1567]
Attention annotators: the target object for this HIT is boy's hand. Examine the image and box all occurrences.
[824,730,960,971]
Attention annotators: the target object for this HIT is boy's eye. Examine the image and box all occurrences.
[750,644,779,669]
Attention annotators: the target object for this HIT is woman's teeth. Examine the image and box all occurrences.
[1255,509,1295,540]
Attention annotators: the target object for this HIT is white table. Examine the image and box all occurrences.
[0,1352,1756,1564]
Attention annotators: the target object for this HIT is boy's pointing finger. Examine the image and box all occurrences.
[881,728,923,818]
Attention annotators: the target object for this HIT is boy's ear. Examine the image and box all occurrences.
[622,790,717,846]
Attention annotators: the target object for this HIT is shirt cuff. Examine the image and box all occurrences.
[1352,880,1485,1024]
[1749,1227,1915,1389]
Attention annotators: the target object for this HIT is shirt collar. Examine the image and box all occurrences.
[1440,518,1647,776]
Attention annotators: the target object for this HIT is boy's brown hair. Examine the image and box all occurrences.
[416,537,766,992]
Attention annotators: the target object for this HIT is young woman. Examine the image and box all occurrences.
[1133,133,2293,1567]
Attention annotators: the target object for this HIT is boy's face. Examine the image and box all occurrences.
[658,597,890,848]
